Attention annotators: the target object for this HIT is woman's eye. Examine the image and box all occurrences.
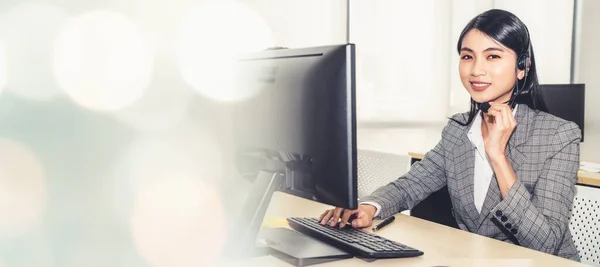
[488,54,501,59]
[461,55,472,60]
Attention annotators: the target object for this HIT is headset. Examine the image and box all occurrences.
[508,26,532,108]
[477,26,533,112]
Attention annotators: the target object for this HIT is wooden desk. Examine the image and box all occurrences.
[224,192,588,267]
[409,152,600,187]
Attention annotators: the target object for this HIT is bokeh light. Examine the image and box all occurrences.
[118,127,224,192]
[175,0,274,102]
[130,177,226,267]
[0,235,56,266]
[0,2,67,101]
[113,75,192,132]
[0,138,46,237]
[107,0,197,38]
[110,126,226,267]
[53,10,154,112]
[0,42,6,94]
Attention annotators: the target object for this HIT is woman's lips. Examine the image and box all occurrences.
[470,81,491,91]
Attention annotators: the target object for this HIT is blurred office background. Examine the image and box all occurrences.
[0,0,597,266]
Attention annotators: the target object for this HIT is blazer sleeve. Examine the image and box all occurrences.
[489,121,581,255]
[359,123,452,219]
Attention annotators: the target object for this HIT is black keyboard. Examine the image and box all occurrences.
[287,217,424,258]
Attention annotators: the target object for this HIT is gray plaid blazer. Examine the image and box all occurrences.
[360,104,581,261]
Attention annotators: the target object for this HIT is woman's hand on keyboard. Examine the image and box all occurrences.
[319,204,376,229]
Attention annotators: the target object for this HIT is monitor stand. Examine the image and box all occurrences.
[222,170,352,266]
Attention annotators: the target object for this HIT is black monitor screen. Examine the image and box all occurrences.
[232,44,358,209]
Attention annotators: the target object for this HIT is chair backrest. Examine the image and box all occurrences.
[569,184,600,266]
[357,149,408,198]
[538,83,585,141]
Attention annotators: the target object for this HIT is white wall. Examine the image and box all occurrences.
[574,0,600,162]
[242,0,347,48]
[350,0,451,123]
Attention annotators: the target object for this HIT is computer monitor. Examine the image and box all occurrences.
[538,84,585,142]
[225,44,357,260]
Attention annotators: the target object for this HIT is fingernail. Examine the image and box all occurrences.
[339,223,345,228]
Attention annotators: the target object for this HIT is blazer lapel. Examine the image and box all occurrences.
[476,105,532,229]
[505,105,530,173]
[452,125,480,228]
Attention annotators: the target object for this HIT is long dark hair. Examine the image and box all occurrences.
[452,9,547,126]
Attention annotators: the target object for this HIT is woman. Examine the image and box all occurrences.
[320,9,581,261]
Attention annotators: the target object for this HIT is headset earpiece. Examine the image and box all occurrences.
[510,26,532,108]
[517,29,532,78]
[517,54,529,75]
